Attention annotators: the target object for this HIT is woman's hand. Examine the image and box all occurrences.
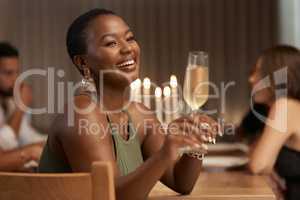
[189,113,220,143]
[161,113,219,163]
[23,144,43,161]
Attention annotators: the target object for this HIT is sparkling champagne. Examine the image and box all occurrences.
[183,66,209,110]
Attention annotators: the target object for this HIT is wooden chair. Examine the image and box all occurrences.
[0,162,115,200]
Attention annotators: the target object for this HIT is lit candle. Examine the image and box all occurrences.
[135,78,142,103]
[130,81,136,102]
[170,75,179,120]
[163,86,172,124]
[155,87,163,123]
[143,77,151,108]
[130,79,142,103]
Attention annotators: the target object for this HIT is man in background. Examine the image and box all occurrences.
[0,42,45,171]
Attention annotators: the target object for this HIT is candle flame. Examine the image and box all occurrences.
[143,77,151,89]
[163,86,171,97]
[155,87,162,97]
[170,75,177,88]
[136,78,141,86]
[130,78,142,89]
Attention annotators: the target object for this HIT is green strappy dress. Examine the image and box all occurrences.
[38,109,144,176]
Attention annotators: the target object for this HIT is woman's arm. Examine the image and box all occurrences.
[248,98,294,174]
[0,144,42,171]
[60,97,203,200]
[140,113,216,194]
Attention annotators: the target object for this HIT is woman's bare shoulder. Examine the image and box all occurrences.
[287,98,300,109]
[268,98,300,134]
[51,95,108,138]
[271,98,300,115]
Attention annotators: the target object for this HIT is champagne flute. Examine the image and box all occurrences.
[181,51,210,155]
[183,51,209,111]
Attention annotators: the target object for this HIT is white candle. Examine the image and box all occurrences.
[155,87,163,123]
[143,77,151,108]
[135,79,142,103]
[170,75,179,120]
[130,81,136,102]
[130,79,142,103]
[163,86,172,124]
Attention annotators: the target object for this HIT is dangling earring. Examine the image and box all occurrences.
[81,67,96,92]
[81,67,91,88]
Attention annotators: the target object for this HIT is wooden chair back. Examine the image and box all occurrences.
[0,162,115,200]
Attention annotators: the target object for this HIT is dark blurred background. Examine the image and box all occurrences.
[0,0,299,133]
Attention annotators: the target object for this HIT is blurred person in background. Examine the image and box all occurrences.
[239,45,300,200]
[0,42,45,171]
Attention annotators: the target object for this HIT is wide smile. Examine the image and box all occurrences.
[116,59,136,72]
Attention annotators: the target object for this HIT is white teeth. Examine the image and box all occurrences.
[117,60,135,67]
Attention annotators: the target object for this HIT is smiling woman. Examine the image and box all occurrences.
[66,9,140,90]
[38,8,219,200]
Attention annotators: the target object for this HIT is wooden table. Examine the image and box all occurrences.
[149,172,276,200]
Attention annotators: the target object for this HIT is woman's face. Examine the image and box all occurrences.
[84,14,140,88]
[248,58,273,105]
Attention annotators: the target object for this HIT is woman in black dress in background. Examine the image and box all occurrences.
[241,45,300,200]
